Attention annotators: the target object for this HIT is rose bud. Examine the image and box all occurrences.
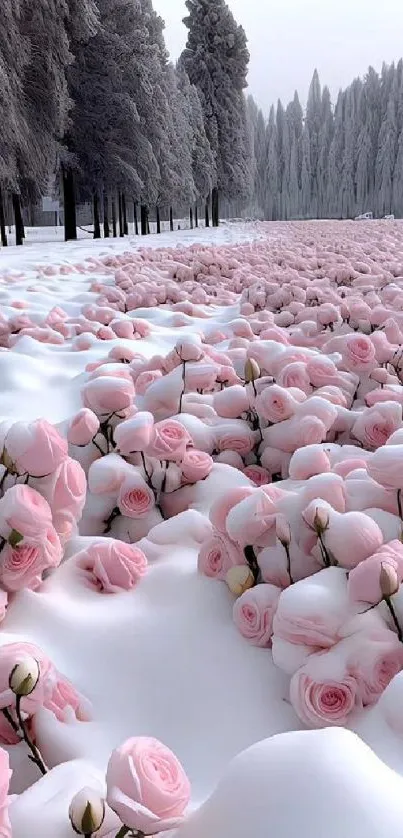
[380,562,399,598]
[244,358,261,384]
[69,787,105,835]
[226,566,255,597]
[9,656,40,696]
[276,514,291,547]
[313,507,330,535]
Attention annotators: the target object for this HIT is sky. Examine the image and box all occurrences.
[153,0,403,111]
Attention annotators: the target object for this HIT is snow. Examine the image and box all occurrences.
[2,220,403,837]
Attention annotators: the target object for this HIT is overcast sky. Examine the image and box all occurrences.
[153,0,403,111]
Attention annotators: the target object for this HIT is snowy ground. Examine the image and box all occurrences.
[3,220,403,837]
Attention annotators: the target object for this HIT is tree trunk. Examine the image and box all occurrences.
[212,186,219,227]
[189,207,193,229]
[111,197,117,237]
[103,194,110,238]
[62,167,77,241]
[93,193,101,239]
[169,207,174,232]
[140,204,148,235]
[12,194,24,246]
[156,205,161,234]
[195,204,198,228]
[147,216,150,235]
[118,193,124,237]
[205,199,210,228]
[133,201,138,235]
[122,194,128,235]
[0,187,8,246]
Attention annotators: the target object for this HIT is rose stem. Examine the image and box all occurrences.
[115,828,130,838]
[398,489,403,521]
[140,452,166,520]
[15,695,47,775]
[283,543,294,585]
[179,361,186,413]
[104,507,120,534]
[0,469,9,494]
[244,545,259,583]
[385,596,403,642]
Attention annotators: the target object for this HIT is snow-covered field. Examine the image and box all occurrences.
[2,219,403,837]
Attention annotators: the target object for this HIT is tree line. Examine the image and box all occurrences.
[0,0,251,245]
[247,61,403,221]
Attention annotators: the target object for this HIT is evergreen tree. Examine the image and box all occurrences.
[181,0,251,226]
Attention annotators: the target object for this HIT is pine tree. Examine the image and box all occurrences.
[181,0,251,226]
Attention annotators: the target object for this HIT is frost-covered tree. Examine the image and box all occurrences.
[265,106,278,220]
[178,68,214,225]
[246,95,267,218]
[317,86,333,216]
[375,76,398,216]
[181,0,251,226]
[0,1,30,245]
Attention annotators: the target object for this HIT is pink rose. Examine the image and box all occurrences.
[83,376,135,416]
[225,489,277,548]
[106,736,191,835]
[175,337,203,362]
[114,413,154,456]
[323,510,384,570]
[198,530,245,579]
[184,363,218,393]
[0,748,11,837]
[216,422,256,457]
[209,487,255,532]
[45,673,92,722]
[0,484,52,540]
[347,629,403,706]
[67,409,100,446]
[352,404,401,449]
[213,386,250,419]
[348,540,403,605]
[135,370,163,395]
[243,465,270,486]
[4,419,68,477]
[78,540,148,593]
[51,457,87,521]
[273,567,350,650]
[368,444,403,489]
[118,474,155,519]
[233,584,280,647]
[255,385,298,423]
[88,454,130,496]
[1,525,62,591]
[341,333,376,373]
[290,660,360,728]
[181,450,213,483]
[146,420,192,462]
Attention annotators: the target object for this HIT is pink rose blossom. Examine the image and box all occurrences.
[135,370,163,395]
[52,457,87,521]
[368,444,403,489]
[0,484,52,540]
[233,584,281,647]
[88,454,130,496]
[243,465,270,486]
[198,531,245,579]
[45,673,92,722]
[0,748,11,836]
[181,450,213,483]
[106,737,190,835]
[255,384,298,423]
[146,420,192,462]
[1,525,62,591]
[83,376,135,416]
[114,413,154,455]
[175,337,203,362]
[209,487,255,533]
[341,333,376,373]
[348,540,403,605]
[216,422,256,457]
[67,409,100,446]
[4,419,68,477]
[290,663,360,728]
[118,474,155,519]
[213,386,250,419]
[78,539,148,593]
[347,629,403,706]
